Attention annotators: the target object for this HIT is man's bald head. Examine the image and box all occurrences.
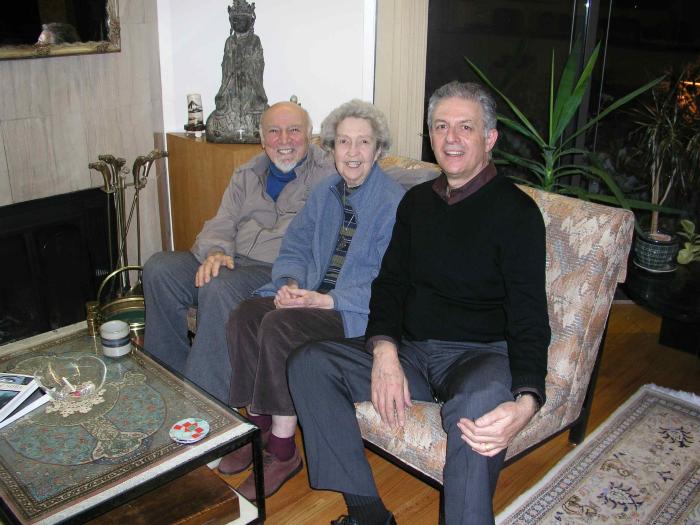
[259,102,313,172]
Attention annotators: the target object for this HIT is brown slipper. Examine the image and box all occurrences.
[237,449,303,500]
[218,428,270,475]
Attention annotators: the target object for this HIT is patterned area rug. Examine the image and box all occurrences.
[497,384,700,524]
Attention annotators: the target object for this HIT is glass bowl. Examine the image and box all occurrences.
[34,355,107,402]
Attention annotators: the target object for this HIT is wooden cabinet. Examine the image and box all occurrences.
[166,133,261,251]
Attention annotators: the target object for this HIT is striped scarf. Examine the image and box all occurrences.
[317,182,358,293]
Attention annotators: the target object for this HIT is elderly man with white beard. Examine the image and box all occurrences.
[143,102,335,403]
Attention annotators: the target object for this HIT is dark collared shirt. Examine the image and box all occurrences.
[431,162,497,205]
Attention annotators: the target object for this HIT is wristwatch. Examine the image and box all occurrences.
[513,392,541,413]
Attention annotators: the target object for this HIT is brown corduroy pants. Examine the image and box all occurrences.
[226,296,344,416]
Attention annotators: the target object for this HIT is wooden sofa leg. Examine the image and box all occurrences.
[438,489,445,525]
[568,320,609,444]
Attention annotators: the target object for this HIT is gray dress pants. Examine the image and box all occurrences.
[143,251,272,402]
[287,338,512,525]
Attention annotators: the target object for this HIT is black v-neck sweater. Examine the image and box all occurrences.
[366,173,551,396]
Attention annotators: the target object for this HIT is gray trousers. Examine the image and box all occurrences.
[287,338,512,525]
[142,251,272,402]
[227,296,344,415]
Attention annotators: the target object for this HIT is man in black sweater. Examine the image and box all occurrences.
[288,81,550,525]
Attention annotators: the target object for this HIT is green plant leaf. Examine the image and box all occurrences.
[552,168,588,179]
[497,150,547,182]
[580,193,683,213]
[552,44,601,143]
[680,219,695,236]
[550,51,556,143]
[579,163,629,209]
[677,249,694,264]
[565,75,664,146]
[556,147,590,157]
[556,184,598,199]
[497,116,540,142]
[552,49,568,129]
[509,176,535,186]
[465,57,545,146]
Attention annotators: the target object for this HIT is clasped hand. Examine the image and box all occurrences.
[457,395,538,457]
[274,284,334,309]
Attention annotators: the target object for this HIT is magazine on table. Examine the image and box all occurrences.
[0,387,51,430]
[0,373,45,424]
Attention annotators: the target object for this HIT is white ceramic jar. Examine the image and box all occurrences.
[99,320,132,358]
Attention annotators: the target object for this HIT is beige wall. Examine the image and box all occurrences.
[0,0,165,262]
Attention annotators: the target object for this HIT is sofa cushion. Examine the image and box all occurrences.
[378,154,441,190]
[382,166,440,190]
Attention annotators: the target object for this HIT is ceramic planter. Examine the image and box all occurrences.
[632,230,679,272]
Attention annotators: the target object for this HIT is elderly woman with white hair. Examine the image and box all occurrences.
[218,99,405,499]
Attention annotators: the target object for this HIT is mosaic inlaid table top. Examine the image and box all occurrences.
[0,324,253,525]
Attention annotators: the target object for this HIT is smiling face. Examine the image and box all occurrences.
[261,102,311,173]
[429,96,498,188]
[334,117,380,188]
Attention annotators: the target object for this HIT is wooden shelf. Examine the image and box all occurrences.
[166,133,261,251]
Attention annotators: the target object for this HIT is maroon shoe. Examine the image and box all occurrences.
[237,449,303,500]
[218,428,270,475]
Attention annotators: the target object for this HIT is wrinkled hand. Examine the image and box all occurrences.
[274,286,334,309]
[457,395,538,457]
[371,341,412,429]
[195,252,234,288]
[273,281,299,304]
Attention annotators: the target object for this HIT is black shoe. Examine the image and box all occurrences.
[330,514,396,525]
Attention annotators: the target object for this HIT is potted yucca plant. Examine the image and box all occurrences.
[628,65,700,271]
[465,42,663,209]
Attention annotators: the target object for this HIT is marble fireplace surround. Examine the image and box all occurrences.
[0,0,167,268]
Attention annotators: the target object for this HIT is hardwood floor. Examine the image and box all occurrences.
[216,303,700,524]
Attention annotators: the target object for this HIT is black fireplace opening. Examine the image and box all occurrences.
[0,188,116,345]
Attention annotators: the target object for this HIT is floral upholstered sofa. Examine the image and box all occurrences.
[187,152,635,486]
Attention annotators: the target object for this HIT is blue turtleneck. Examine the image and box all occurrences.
[266,158,305,201]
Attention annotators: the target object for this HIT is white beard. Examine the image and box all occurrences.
[273,159,297,173]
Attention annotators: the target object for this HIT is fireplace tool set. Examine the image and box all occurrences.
[88,150,168,338]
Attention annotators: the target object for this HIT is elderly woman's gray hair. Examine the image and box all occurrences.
[426,81,497,138]
[320,99,391,156]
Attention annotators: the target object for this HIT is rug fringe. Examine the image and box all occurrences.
[645,383,700,406]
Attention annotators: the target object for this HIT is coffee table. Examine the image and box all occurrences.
[0,323,265,524]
